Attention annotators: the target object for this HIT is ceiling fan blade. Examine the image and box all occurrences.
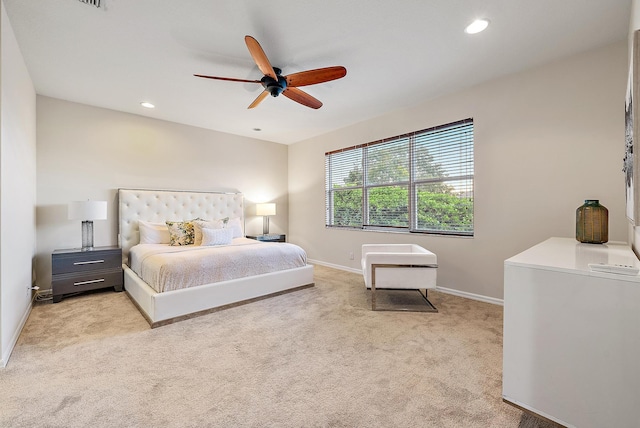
[248,90,269,109]
[283,87,323,109]
[244,35,278,80]
[194,74,262,84]
[285,66,347,87]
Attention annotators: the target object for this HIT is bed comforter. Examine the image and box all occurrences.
[129,237,308,293]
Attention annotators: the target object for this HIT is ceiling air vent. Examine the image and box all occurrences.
[78,0,101,7]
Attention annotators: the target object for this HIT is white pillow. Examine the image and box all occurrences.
[225,217,243,238]
[138,220,170,244]
[201,226,234,246]
[193,219,225,246]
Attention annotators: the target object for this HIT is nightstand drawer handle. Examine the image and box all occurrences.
[73,260,105,265]
[73,279,105,286]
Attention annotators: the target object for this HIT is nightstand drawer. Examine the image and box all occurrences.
[52,246,123,303]
[52,269,123,295]
[52,250,121,275]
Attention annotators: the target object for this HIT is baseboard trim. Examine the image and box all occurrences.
[308,259,362,275]
[435,286,503,306]
[1,301,32,368]
[307,258,503,306]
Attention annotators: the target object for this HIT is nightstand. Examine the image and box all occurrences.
[52,246,123,303]
[246,234,286,243]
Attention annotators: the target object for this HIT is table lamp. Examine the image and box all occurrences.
[256,203,276,235]
[68,200,107,250]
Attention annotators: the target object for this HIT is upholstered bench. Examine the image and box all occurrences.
[361,244,438,311]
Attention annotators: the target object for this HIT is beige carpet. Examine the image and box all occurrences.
[1,265,555,427]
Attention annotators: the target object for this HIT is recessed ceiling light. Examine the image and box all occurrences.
[465,19,489,34]
[253,128,262,132]
[140,102,155,109]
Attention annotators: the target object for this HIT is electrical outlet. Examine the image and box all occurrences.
[349,251,354,260]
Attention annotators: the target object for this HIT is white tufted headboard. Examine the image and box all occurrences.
[118,188,244,263]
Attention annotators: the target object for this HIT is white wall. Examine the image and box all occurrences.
[35,96,289,289]
[289,41,627,301]
[0,1,37,367]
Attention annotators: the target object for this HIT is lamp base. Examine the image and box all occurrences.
[81,220,94,250]
[263,217,270,235]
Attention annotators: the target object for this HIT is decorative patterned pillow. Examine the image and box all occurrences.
[166,220,195,246]
[193,219,226,245]
[201,226,234,246]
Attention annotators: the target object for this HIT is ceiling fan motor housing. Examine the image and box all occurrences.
[261,71,287,97]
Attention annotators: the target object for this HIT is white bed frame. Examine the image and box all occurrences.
[118,188,314,327]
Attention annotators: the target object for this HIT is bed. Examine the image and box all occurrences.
[118,188,314,327]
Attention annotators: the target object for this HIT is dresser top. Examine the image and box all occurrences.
[505,237,640,282]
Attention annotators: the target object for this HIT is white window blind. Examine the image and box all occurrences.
[325,118,474,235]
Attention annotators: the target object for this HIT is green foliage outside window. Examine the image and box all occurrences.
[415,187,473,233]
[368,186,409,227]
[332,189,362,227]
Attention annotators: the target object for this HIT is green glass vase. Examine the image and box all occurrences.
[576,200,608,244]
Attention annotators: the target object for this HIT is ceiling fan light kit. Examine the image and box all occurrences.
[195,35,346,109]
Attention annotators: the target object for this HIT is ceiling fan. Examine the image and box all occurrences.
[195,35,347,109]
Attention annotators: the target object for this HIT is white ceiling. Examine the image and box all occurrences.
[3,0,632,145]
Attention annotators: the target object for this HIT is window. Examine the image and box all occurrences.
[325,118,474,236]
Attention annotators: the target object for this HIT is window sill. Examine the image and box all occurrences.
[325,226,474,238]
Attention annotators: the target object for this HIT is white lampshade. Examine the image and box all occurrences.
[256,203,276,216]
[68,201,108,221]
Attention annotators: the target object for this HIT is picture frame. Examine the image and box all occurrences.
[624,30,640,224]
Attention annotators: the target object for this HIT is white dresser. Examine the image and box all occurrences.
[503,237,640,428]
